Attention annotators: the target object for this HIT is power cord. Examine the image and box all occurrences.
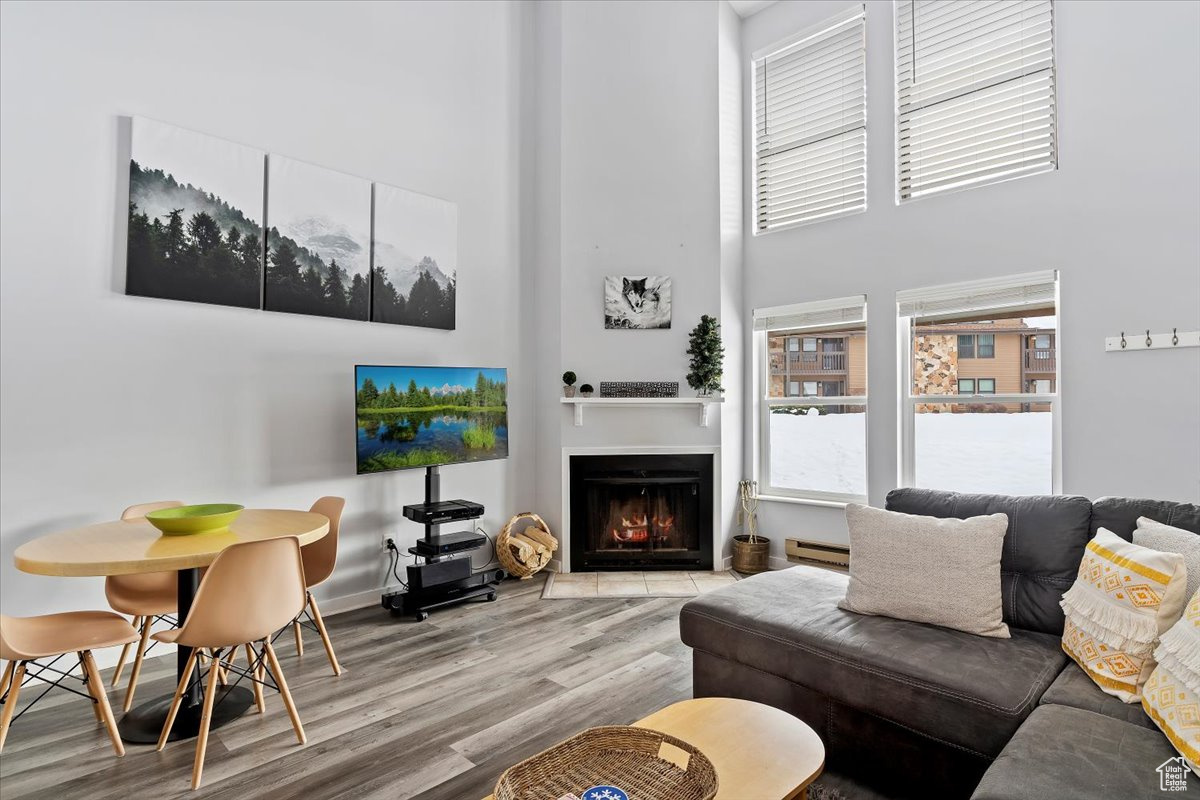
[470,525,500,571]
[384,538,408,590]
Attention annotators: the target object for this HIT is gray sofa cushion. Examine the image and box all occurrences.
[679,566,1067,757]
[1091,496,1200,540]
[886,488,1093,635]
[1039,661,1156,730]
[971,704,1198,800]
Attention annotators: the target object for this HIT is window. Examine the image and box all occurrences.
[755,295,868,502]
[753,5,867,232]
[957,334,975,358]
[899,271,1059,495]
[895,1,1057,202]
[1034,334,1051,349]
[787,337,800,352]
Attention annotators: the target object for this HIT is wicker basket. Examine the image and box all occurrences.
[494,725,717,800]
[497,512,557,579]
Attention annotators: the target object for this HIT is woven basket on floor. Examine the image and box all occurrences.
[494,725,718,800]
[497,512,556,579]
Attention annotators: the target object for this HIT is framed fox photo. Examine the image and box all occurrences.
[604,276,672,329]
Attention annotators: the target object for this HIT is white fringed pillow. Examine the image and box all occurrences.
[1143,588,1200,771]
[1061,528,1189,702]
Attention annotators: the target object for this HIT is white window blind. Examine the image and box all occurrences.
[754,295,867,331]
[754,6,866,233]
[896,270,1058,320]
[896,0,1057,201]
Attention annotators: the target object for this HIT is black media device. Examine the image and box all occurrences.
[403,500,485,526]
[412,529,488,557]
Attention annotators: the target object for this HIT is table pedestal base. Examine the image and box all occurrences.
[118,686,254,744]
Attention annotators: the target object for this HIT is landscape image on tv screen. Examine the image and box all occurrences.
[355,365,508,473]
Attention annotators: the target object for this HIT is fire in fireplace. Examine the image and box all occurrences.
[569,453,713,571]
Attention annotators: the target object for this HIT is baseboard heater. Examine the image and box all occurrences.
[785,539,850,571]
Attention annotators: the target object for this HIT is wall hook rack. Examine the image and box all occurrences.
[1105,329,1200,352]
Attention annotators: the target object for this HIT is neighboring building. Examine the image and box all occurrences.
[912,319,1056,411]
[767,329,866,399]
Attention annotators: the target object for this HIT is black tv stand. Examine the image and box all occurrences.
[381,466,505,621]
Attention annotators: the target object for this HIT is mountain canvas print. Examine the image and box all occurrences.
[126,117,266,309]
[372,184,457,330]
[264,155,370,320]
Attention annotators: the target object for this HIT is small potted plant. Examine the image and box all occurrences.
[686,315,725,397]
[731,480,770,574]
[562,371,577,397]
[579,383,594,397]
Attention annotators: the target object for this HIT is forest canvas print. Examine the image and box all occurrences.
[372,184,457,330]
[126,118,266,308]
[264,156,371,320]
[604,276,672,329]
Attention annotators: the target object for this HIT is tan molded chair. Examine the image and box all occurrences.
[154,536,307,790]
[110,500,183,712]
[1,611,138,755]
[289,496,345,675]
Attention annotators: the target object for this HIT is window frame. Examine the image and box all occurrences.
[897,272,1061,494]
[977,378,996,395]
[977,334,996,358]
[754,295,869,505]
[957,334,976,359]
[957,378,975,395]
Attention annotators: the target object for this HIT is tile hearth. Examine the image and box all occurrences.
[543,570,739,599]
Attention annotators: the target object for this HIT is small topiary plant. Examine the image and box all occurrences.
[580,383,594,396]
[686,315,725,396]
[562,371,578,397]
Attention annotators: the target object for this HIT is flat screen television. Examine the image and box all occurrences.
[355,365,509,474]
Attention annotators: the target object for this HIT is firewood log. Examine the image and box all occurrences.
[512,533,549,558]
[520,525,559,552]
[507,535,535,564]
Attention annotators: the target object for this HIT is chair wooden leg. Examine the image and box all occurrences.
[246,644,264,713]
[191,652,222,789]
[0,661,26,752]
[111,616,141,687]
[293,620,304,656]
[156,649,198,751]
[0,661,13,699]
[123,616,154,712]
[263,641,305,745]
[82,651,124,757]
[307,594,342,676]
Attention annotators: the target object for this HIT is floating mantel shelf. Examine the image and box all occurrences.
[560,396,725,427]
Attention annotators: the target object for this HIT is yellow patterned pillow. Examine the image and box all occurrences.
[1060,527,1188,702]
[1143,589,1200,771]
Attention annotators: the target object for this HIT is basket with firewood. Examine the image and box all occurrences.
[497,512,558,579]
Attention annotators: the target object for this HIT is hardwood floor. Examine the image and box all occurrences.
[0,574,695,799]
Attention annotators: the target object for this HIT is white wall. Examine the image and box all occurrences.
[741,0,1200,555]
[0,1,532,645]
[530,0,746,557]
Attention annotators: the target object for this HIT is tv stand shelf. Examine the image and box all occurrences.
[560,396,724,427]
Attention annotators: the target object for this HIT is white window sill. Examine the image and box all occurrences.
[755,494,860,510]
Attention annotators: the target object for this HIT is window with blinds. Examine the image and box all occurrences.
[753,6,866,233]
[896,0,1057,202]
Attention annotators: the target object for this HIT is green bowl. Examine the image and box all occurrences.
[145,504,244,536]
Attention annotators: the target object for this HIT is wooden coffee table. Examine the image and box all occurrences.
[485,696,824,799]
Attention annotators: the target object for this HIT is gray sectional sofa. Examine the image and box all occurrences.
[679,489,1200,799]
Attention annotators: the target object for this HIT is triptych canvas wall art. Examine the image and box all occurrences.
[125,117,457,330]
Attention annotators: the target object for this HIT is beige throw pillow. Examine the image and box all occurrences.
[1135,516,1200,599]
[1060,528,1188,702]
[839,503,1010,638]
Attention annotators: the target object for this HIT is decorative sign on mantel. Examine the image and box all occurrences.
[599,381,679,398]
[124,117,457,330]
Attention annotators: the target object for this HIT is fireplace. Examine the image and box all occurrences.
[569,453,714,571]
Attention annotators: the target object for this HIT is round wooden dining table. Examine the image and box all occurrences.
[13,508,328,744]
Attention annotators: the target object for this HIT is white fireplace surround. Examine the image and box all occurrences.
[558,445,722,573]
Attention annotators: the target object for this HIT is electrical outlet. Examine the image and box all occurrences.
[382,534,393,550]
